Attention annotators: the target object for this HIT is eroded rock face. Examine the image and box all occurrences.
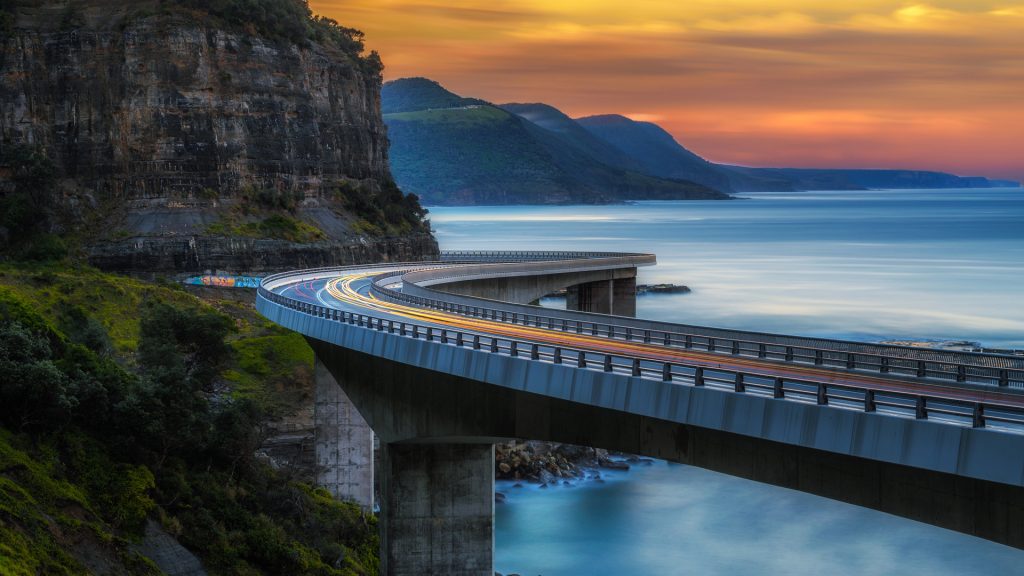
[0,2,438,274]
[87,230,440,278]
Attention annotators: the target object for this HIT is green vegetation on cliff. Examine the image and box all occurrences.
[0,264,378,574]
[0,4,433,569]
[0,145,67,262]
[174,0,372,57]
[208,213,328,243]
[334,180,430,236]
[0,429,161,575]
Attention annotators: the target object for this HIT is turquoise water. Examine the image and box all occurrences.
[427,188,1024,576]
[430,188,1024,348]
[493,463,1024,575]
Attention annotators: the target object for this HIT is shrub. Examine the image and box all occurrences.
[334,180,428,236]
[63,433,155,532]
[0,269,380,574]
[16,234,67,262]
[172,0,370,57]
[0,291,133,435]
[0,145,62,261]
[239,185,303,212]
[0,321,70,430]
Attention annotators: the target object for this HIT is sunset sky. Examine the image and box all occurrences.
[312,1,1024,181]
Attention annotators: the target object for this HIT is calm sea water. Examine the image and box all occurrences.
[428,188,1024,576]
[430,188,1024,348]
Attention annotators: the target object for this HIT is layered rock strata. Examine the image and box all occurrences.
[0,2,437,274]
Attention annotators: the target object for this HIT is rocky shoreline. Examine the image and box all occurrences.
[880,339,1022,356]
[546,282,691,298]
[494,440,652,494]
[493,441,654,576]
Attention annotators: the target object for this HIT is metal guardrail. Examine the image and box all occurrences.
[257,282,1024,433]
[427,253,1024,368]
[370,266,1024,390]
[440,251,647,262]
[408,254,656,286]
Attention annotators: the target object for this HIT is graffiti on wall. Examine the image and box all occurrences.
[184,275,262,289]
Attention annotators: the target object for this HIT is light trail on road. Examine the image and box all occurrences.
[274,270,1024,412]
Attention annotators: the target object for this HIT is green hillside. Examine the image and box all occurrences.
[0,263,378,574]
[500,103,646,174]
[383,79,730,205]
[381,77,488,114]
[385,106,571,204]
[575,114,768,192]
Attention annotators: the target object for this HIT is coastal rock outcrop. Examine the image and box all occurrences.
[496,440,633,482]
[0,1,438,274]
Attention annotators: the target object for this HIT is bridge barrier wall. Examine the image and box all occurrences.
[256,291,1024,489]
[258,257,1024,553]
[371,267,1024,389]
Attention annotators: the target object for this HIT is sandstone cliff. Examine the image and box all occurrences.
[0,1,438,275]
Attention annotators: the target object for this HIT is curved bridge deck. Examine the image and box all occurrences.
[257,251,1024,575]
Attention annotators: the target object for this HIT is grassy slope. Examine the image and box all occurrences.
[0,263,374,574]
[0,264,313,411]
[380,77,488,114]
[0,264,198,354]
[0,430,159,575]
[214,294,315,415]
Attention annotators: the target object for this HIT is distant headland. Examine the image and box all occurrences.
[382,77,1019,206]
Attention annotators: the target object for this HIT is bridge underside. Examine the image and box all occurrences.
[566,277,636,316]
[312,341,1024,575]
[433,268,638,316]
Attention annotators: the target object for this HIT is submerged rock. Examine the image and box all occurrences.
[636,283,692,294]
[599,459,630,471]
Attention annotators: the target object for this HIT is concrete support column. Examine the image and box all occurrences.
[612,276,637,317]
[567,277,636,317]
[566,279,613,314]
[381,443,494,576]
[314,357,375,511]
[565,284,579,311]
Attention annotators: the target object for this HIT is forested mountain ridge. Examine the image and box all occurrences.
[383,77,1018,203]
[574,114,746,192]
[383,78,731,205]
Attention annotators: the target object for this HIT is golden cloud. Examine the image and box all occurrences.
[310,0,1024,181]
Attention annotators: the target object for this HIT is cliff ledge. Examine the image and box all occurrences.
[0,0,438,275]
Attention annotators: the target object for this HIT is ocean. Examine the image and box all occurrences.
[427,188,1024,575]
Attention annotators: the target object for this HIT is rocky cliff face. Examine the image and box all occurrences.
[0,2,438,275]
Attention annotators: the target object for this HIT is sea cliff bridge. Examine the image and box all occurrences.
[256,251,1024,575]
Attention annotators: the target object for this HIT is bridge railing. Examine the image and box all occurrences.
[439,251,648,262]
[368,270,1024,390]
[256,284,1024,433]
[405,254,656,286]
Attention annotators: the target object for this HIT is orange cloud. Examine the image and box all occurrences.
[312,1,1024,181]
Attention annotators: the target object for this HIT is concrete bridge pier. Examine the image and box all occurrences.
[381,442,494,576]
[314,351,495,575]
[566,276,636,317]
[314,358,375,511]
